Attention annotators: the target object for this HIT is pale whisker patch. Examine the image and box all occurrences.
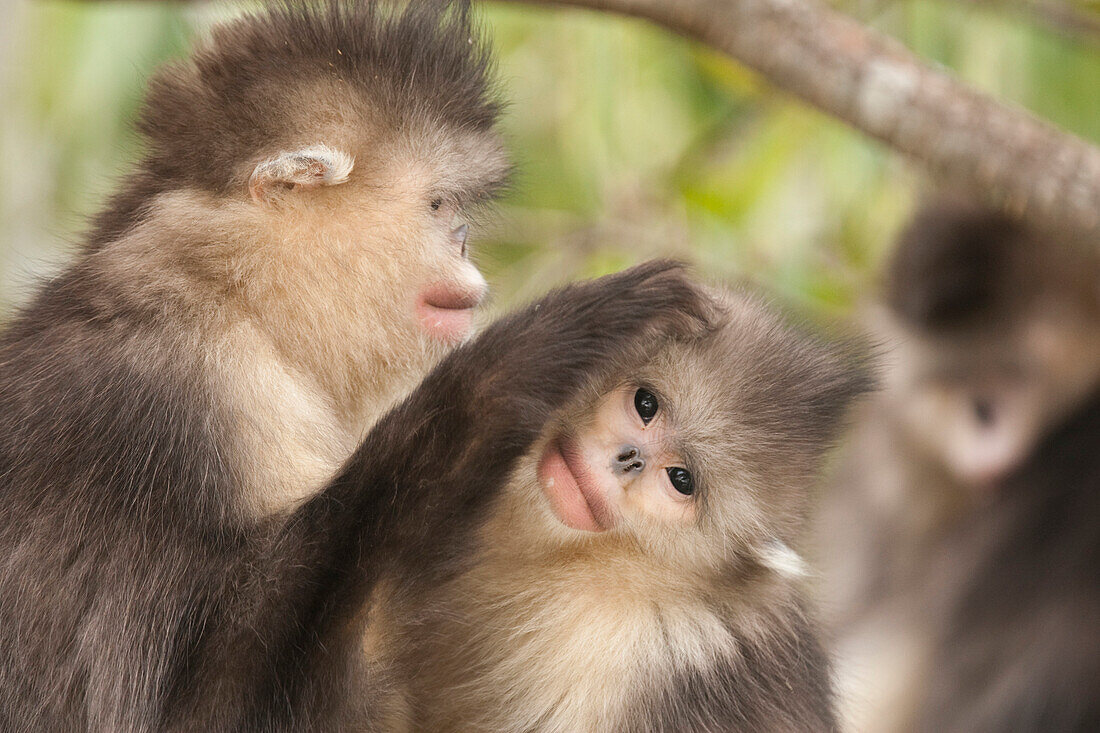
[758,538,811,580]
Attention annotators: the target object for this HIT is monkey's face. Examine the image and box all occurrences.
[211,116,509,410]
[526,294,864,571]
[382,125,511,346]
[407,194,488,345]
[893,311,1100,490]
[251,126,503,344]
[900,366,1045,488]
[537,385,699,534]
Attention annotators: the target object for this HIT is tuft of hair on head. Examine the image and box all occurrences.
[88,0,502,246]
[885,197,1026,331]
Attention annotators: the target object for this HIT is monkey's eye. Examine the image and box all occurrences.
[430,197,443,212]
[666,467,694,496]
[634,388,658,425]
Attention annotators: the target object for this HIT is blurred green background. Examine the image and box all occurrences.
[2,0,1098,318]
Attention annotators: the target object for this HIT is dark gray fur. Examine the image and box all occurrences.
[917,392,1100,732]
[0,1,712,728]
[389,289,869,733]
[0,257,710,730]
[89,0,502,248]
[819,199,1100,732]
[896,201,1100,731]
[639,604,838,732]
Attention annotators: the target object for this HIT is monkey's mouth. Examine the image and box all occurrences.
[416,284,484,343]
[537,439,614,533]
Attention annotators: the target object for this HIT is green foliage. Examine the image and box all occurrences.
[2,0,1097,317]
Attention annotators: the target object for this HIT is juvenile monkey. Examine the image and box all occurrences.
[380,289,871,732]
[815,200,1100,731]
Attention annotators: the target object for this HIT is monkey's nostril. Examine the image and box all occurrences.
[614,445,644,474]
[451,224,469,257]
[973,398,995,427]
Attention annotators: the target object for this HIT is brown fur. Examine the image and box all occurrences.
[815,199,1100,731]
[0,2,529,729]
[0,254,713,729]
[65,1,510,515]
[384,290,871,732]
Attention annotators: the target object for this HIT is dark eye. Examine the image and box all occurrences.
[634,388,658,425]
[666,467,694,496]
[430,197,443,211]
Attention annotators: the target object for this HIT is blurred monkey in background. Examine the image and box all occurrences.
[815,199,1100,731]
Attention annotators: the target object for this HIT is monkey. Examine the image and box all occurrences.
[0,253,712,730]
[915,388,1100,731]
[372,287,872,732]
[74,0,510,519]
[812,199,1100,731]
[1,0,546,728]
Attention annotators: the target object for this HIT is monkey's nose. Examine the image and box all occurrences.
[613,445,645,474]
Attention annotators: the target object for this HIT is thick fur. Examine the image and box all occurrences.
[384,290,871,732]
[815,200,1100,730]
[0,2,532,729]
[26,1,512,521]
[917,391,1100,732]
[0,260,711,730]
[89,0,502,248]
[59,0,513,519]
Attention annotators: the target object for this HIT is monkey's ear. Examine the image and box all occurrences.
[248,144,355,202]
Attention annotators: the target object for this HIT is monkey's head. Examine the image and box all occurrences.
[92,2,508,384]
[882,200,1100,489]
[528,290,871,576]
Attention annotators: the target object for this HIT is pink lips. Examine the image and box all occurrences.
[537,440,613,532]
[416,283,485,343]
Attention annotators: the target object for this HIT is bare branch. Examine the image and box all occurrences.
[968,0,1100,47]
[498,0,1100,237]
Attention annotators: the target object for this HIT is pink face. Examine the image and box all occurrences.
[537,386,698,533]
[414,200,487,344]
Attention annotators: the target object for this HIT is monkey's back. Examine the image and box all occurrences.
[0,267,242,730]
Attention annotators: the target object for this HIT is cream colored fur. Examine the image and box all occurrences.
[388,459,800,732]
[384,296,823,731]
[90,116,506,515]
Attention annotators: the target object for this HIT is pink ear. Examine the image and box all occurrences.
[248,145,354,202]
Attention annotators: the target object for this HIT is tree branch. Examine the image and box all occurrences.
[498,0,1100,237]
[971,0,1100,47]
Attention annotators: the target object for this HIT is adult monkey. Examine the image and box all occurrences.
[816,199,1100,731]
[81,0,508,520]
[0,0,534,729]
